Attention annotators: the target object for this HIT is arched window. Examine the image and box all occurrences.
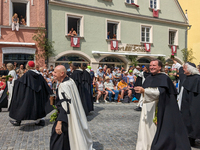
[138,58,150,64]
[57,55,87,62]
[99,56,125,69]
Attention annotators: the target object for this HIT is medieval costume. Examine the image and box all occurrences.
[9,63,53,126]
[136,73,191,150]
[71,67,89,115]
[50,77,93,150]
[175,62,200,146]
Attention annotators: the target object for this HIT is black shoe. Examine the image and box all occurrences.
[0,108,2,112]
[189,137,195,147]
[35,120,45,126]
[134,107,142,111]
[10,120,21,126]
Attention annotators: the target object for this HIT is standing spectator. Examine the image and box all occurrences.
[103,65,107,73]
[49,65,54,72]
[16,64,25,78]
[104,76,119,102]
[168,67,176,83]
[118,77,132,101]
[96,77,108,103]
[90,68,95,97]
[12,13,19,31]
[46,74,52,89]
[39,67,44,76]
[35,65,40,72]
[97,67,104,79]
[0,76,6,98]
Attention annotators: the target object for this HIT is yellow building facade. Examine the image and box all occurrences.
[178,0,200,65]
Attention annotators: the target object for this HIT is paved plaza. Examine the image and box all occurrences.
[0,103,200,150]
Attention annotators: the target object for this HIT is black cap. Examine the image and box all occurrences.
[187,62,196,68]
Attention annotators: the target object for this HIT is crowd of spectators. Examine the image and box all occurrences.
[0,61,200,103]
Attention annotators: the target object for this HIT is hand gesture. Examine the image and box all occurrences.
[55,121,62,135]
[134,86,144,94]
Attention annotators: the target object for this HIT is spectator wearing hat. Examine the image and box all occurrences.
[127,70,136,84]
[117,77,132,101]
[96,77,108,103]
[104,76,119,102]
[121,71,128,83]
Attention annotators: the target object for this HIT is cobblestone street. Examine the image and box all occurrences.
[0,103,200,150]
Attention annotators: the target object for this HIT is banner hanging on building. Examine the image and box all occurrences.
[144,43,151,52]
[111,40,118,50]
[71,37,80,47]
[171,45,177,54]
[153,9,159,18]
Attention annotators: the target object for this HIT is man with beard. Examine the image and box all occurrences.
[9,61,53,126]
[50,65,93,150]
[135,59,191,150]
[133,65,151,111]
[173,60,200,146]
[71,63,88,115]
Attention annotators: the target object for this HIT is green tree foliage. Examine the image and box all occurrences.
[127,55,138,66]
[157,56,166,66]
[181,48,195,63]
[32,27,55,59]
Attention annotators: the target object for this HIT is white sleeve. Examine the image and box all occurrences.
[133,68,142,77]
[143,88,160,103]
[174,62,182,70]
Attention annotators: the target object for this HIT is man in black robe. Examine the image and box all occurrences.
[173,60,200,146]
[71,63,88,115]
[133,65,151,111]
[9,61,53,126]
[82,64,94,113]
[135,59,191,150]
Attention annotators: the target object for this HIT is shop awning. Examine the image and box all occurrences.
[92,51,166,57]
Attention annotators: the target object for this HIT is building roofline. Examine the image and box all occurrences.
[49,0,189,27]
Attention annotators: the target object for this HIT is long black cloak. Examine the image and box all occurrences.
[143,73,191,150]
[179,67,200,139]
[9,70,53,121]
[134,71,151,100]
[82,70,94,112]
[50,76,70,150]
[0,84,8,109]
[71,69,88,115]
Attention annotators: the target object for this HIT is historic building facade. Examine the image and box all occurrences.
[0,0,47,67]
[48,0,189,70]
[178,0,200,66]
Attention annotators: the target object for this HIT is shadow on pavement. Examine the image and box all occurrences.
[93,141,104,150]
[87,106,104,122]
[19,122,45,132]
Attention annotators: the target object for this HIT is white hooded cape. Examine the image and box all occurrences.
[58,78,93,150]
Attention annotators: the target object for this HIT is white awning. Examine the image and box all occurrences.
[0,42,35,46]
[92,51,166,57]
[2,47,36,54]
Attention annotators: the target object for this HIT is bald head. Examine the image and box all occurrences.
[53,65,67,82]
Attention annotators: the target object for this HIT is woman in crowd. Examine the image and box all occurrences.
[104,68,113,82]
[12,13,19,31]
[127,70,136,83]
[95,77,108,103]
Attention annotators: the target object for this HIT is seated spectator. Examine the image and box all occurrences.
[128,79,138,102]
[104,68,113,82]
[118,77,132,101]
[96,77,108,103]
[121,71,128,83]
[21,18,26,25]
[12,13,19,31]
[127,70,136,83]
[97,67,104,79]
[0,76,6,98]
[104,76,119,102]
[113,67,121,82]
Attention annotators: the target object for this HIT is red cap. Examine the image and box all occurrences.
[28,61,35,67]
